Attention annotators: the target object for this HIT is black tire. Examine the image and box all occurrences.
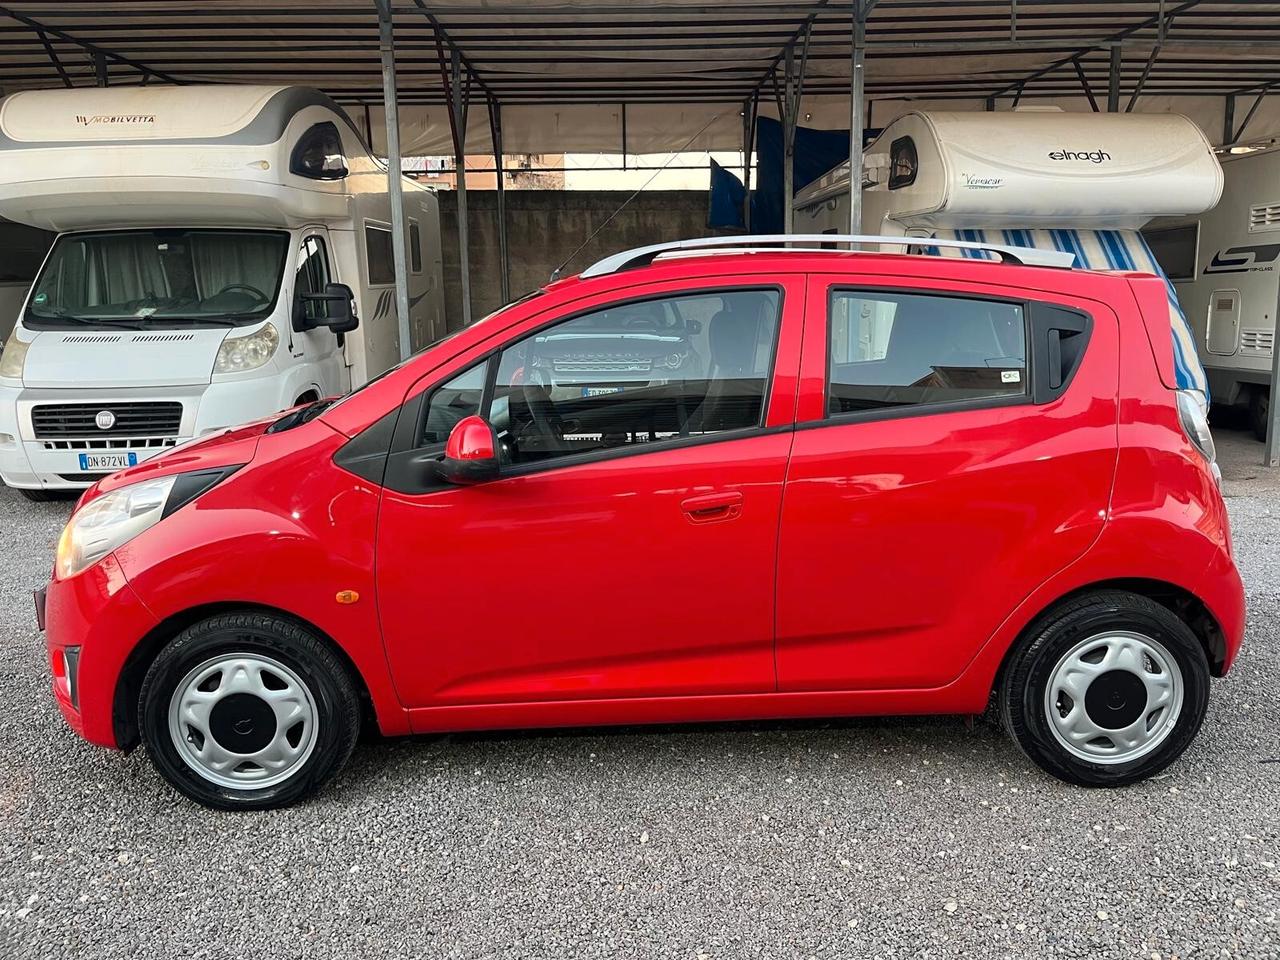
[999,590,1210,787]
[138,612,360,810]
[1249,389,1270,443]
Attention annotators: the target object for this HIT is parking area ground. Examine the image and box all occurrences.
[1,428,1277,960]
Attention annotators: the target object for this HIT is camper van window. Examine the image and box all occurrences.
[1140,223,1198,281]
[24,229,289,330]
[365,226,395,286]
[290,122,349,181]
[888,137,918,190]
[409,223,423,274]
[827,290,1026,415]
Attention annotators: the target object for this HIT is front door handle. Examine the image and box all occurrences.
[680,491,744,524]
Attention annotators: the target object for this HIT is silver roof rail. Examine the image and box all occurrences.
[576,234,1075,279]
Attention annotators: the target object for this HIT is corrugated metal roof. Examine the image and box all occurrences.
[1,1,1278,152]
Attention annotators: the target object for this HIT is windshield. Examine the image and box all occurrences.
[24,229,289,329]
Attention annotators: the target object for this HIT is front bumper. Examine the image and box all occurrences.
[42,553,158,749]
[1,378,289,490]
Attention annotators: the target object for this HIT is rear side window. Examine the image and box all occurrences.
[828,290,1026,415]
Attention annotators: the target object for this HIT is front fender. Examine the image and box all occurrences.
[112,420,409,736]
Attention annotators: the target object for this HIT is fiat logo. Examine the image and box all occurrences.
[94,410,116,430]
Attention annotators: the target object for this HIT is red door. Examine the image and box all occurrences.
[375,277,805,708]
[775,274,1120,692]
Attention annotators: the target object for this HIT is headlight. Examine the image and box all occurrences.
[56,476,176,579]
[214,324,279,375]
[0,331,30,380]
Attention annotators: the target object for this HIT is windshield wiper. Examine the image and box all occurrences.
[33,313,150,331]
[140,316,243,327]
[266,398,335,434]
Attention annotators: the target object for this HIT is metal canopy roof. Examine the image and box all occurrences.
[3,2,1279,101]
[2,2,1279,151]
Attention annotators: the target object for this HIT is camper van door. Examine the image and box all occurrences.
[290,227,351,399]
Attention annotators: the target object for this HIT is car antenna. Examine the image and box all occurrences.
[550,112,724,282]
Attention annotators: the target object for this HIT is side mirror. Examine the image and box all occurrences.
[297,282,359,334]
[438,415,500,485]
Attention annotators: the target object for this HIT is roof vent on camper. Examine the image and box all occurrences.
[1249,202,1280,232]
[290,121,348,181]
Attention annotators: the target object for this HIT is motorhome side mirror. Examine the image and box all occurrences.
[438,415,500,485]
[297,282,359,334]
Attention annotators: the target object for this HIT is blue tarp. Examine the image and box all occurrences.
[707,158,747,230]
[708,117,852,235]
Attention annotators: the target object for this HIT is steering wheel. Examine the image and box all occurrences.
[213,283,269,303]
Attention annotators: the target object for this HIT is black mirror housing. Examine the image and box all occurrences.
[296,282,359,334]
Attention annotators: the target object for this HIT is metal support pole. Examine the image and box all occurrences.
[1107,44,1122,112]
[742,93,758,232]
[782,44,796,235]
[1224,95,1236,145]
[94,50,107,86]
[1267,336,1280,466]
[449,47,473,326]
[488,98,510,304]
[1268,298,1280,466]
[848,0,867,235]
[376,0,413,360]
[621,104,628,171]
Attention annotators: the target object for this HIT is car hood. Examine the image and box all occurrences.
[21,328,227,388]
[80,415,276,504]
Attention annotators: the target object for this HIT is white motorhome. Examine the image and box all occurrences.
[0,84,445,498]
[1144,147,1280,439]
[792,109,1223,404]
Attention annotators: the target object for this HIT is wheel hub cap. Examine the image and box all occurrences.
[168,654,318,790]
[1044,631,1184,765]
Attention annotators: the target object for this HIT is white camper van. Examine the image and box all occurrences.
[792,110,1223,404]
[0,84,445,498]
[1144,147,1280,440]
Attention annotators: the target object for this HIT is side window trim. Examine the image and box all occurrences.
[822,285,1035,424]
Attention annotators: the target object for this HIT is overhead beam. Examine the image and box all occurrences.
[35,27,72,88]
[987,0,1203,100]
[0,5,182,84]
[1071,57,1099,111]
[410,0,496,101]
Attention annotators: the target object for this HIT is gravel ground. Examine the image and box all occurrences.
[1,428,1277,960]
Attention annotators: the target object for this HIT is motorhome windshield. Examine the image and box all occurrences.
[24,229,289,329]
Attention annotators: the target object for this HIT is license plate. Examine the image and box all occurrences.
[581,386,624,397]
[78,452,138,472]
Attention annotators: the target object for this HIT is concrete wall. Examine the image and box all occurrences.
[436,190,713,328]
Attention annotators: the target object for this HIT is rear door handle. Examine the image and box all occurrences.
[680,491,744,524]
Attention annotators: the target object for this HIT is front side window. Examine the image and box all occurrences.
[828,290,1026,415]
[414,289,781,466]
[294,235,332,325]
[25,229,289,329]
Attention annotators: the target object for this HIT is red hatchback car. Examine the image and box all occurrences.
[38,236,1245,809]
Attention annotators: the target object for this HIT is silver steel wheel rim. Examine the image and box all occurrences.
[1043,631,1184,765]
[167,653,319,790]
